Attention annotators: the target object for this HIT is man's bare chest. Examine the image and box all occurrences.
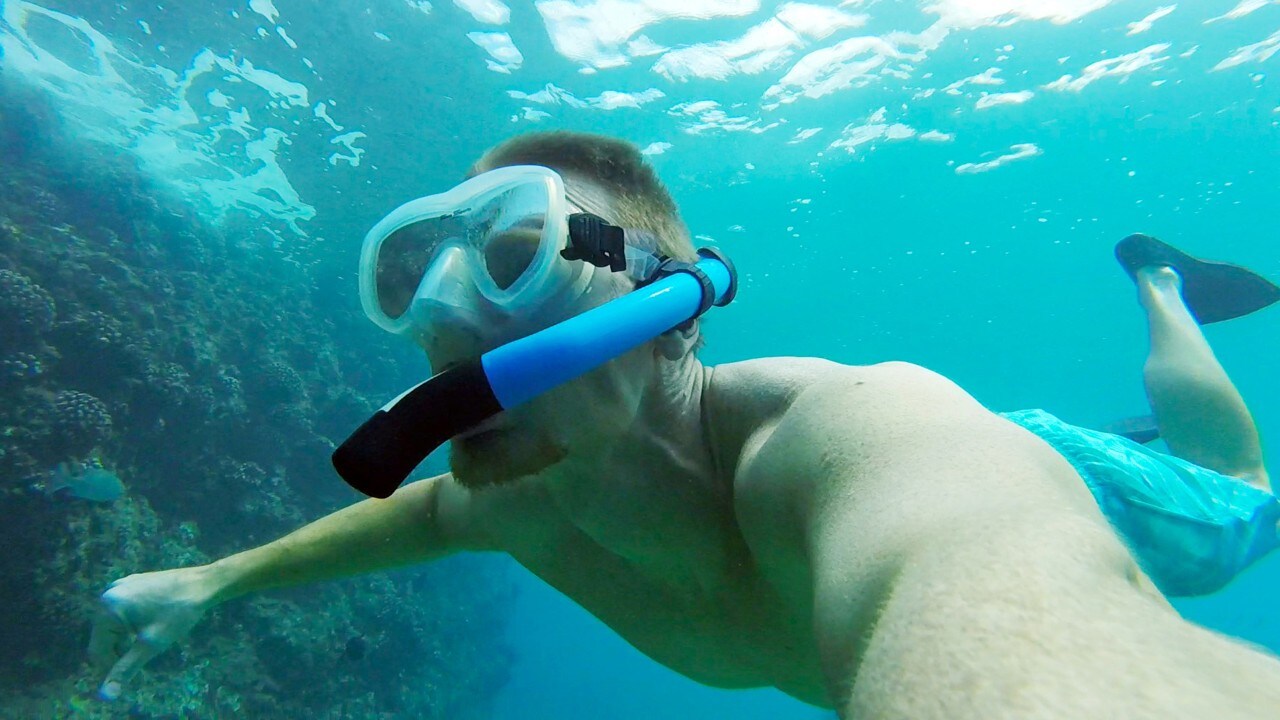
[488,495,827,703]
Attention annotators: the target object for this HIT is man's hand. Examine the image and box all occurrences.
[88,566,221,701]
[84,476,475,701]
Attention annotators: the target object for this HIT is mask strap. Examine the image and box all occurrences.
[622,243,663,284]
[559,212,734,336]
[558,214,736,328]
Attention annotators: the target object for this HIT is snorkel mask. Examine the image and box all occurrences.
[360,165,660,341]
[336,165,737,498]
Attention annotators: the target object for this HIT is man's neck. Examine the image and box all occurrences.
[542,356,723,529]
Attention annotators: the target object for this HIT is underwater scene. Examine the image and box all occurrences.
[1,0,1279,718]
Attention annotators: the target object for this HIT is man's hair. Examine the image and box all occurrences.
[471,131,697,263]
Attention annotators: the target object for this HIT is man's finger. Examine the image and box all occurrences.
[87,608,129,666]
[98,641,162,701]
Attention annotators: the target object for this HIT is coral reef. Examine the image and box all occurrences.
[253,360,309,408]
[0,351,45,387]
[0,268,57,344]
[0,78,513,718]
[50,391,114,458]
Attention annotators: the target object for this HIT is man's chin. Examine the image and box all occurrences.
[449,428,567,489]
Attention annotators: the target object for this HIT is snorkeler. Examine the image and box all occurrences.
[91,132,1280,718]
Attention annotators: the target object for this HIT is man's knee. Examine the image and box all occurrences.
[1237,466,1271,493]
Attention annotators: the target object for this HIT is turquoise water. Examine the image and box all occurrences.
[2,0,1279,717]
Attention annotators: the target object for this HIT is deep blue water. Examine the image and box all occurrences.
[3,0,1279,717]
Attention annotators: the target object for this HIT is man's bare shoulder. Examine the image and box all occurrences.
[721,359,1089,577]
[711,357,999,497]
[724,357,1093,525]
[709,357,982,427]
[714,356,1039,499]
[713,359,1000,581]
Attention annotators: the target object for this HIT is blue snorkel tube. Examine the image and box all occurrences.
[333,247,737,499]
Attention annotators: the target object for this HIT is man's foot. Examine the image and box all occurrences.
[1135,265,1185,314]
[1115,233,1280,324]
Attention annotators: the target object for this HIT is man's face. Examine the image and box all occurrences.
[427,173,656,488]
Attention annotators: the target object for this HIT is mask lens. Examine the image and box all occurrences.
[484,221,543,290]
[371,173,558,320]
[482,182,552,290]
[376,219,455,320]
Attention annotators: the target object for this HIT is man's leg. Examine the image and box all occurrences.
[1137,265,1270,490]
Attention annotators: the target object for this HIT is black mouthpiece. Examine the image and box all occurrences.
[332,360,501,498]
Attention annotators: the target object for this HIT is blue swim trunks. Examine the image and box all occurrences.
[1003,409,1280,597]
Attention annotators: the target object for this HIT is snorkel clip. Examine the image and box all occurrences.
[644,248,738,332]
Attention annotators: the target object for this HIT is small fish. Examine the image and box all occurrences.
[46,462,126,502]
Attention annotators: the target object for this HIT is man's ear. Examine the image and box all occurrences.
[656,320,699,361]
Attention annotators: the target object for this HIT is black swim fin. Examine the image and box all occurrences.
[1098,415,1160,445]
[1115,234,1280,324]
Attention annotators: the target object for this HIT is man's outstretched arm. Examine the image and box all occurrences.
[91,474,485,700]
[784,363,1148,718]
[213,473,484,598]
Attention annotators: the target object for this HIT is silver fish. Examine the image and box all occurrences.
[46,462,126,502]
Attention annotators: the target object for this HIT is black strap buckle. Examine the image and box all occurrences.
[562,213,626,272]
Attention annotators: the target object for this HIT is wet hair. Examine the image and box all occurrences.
[471,131,697,263]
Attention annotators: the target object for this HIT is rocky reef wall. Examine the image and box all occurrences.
[0,75,514,719]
